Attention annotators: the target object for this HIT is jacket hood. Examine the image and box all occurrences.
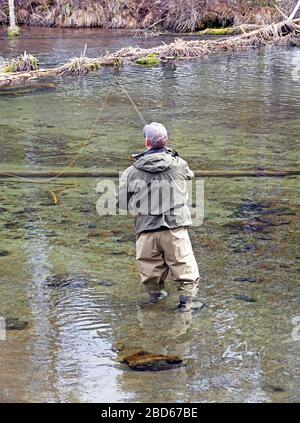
[133,152,174,173]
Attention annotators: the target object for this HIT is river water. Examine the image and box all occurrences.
[0,28,299,403]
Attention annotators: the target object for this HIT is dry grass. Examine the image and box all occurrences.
[63,3,108,28]
[162,0,205,32]
[59,56,101,75]
[1,1,298,30]
[0,51,40,73]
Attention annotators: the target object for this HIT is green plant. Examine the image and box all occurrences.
[7,26,21,38]
[197,27,235,35]
[0,51,39,73]
[135,53,161,66]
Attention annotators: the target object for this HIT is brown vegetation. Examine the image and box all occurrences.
[1,51,39,72]
[0,1,298,31]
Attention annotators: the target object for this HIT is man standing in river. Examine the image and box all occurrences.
[117,122,200,311]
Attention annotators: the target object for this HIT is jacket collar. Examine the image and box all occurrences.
[131,147,179,160]
[144,148,167,155]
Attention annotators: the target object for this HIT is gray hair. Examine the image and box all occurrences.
[143,122,168,148]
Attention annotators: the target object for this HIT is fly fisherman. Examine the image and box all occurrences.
[117,122,200,311]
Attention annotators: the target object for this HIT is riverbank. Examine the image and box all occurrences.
[0,0,290,31]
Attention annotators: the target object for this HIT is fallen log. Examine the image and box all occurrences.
[0,169,299,179]
[0,18,299,88]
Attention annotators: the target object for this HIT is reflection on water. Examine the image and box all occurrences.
[0,29,299,402]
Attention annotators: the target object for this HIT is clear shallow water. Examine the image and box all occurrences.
[0,29,299,172]
[0,29,300,403]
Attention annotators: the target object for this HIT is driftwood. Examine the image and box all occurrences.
[0,169,299,179]
[0,18,299,88]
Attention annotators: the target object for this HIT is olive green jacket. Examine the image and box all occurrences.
[117,149,194,234]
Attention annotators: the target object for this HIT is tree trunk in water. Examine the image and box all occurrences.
[8,0,16,29]
[289,0,300,19]
[0,169,300,180]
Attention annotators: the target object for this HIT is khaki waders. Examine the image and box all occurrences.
[136,227,199,301]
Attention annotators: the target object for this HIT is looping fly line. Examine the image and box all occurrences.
[0,77,146,184]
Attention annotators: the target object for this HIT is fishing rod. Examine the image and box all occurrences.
[0,76,147,183]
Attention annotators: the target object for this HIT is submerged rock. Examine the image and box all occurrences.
[256,236,273,241]
[5,317,29,330]
[230,201,267,218]
[87,229,101,237]
[234,294,257,303]
[99,229,115,237]
[44,231,58,238]
[190,301,205,310]
[122,351,183,371]
[3,222,19,229]
[231,200,294,218]
[223,219,273,233]
[0,250,10,257]
[200,238,218,249]
[44,274,112,288]
[96,280,113,287]
[231,244,256,253]
[45,274,87,288]
[13,207,39,215]
[264,384,285,393]
[225,200,293,234]
[234,277,257,283]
